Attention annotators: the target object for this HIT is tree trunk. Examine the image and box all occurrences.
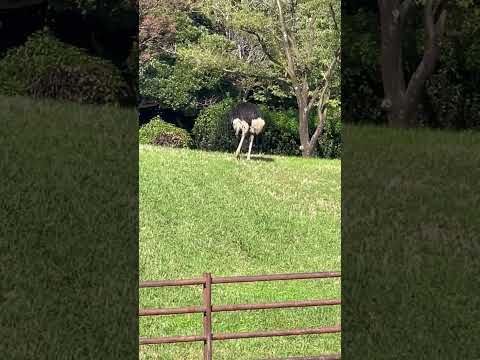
[378,0,447,128]
[298,97,313,157]
[378,0,409,127]
[385,96,419,128]
[276,0,338,157]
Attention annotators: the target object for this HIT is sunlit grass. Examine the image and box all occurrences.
[139,146,341,359]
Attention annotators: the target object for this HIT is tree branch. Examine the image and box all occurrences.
[306,4,340,111]
[307,47,340,111]
[309,106,327,147]
[242,29,282,67]
[425,0,435,47]
[329,3,339,33]
[405,3,447,107]
[434,7,447,40]
[276,0,298,86]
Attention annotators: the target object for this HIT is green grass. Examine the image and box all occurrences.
[342,125,480,359]
[139,146,341,359]
[0,96,138,358]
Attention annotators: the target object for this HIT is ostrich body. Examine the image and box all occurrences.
[229,102,265,160]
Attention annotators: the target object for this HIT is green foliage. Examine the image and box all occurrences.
[195,0,341,155]
[259,106,302,156]
[139,0,224,117]
[139,0,344,156]
[174,12,204,45]
[48,0,134,14]
[139,116,192,148]
[465,42,480,72]
[140,33,224,112]
[342,9,382,124]
[426,2,480,129]
[261,105,342,158]
[199,0,341,96]
[192,98,237,151]
[0,31,128,104]
[140,59,203,111]
[317,99,342,158]
[318,117,342,158]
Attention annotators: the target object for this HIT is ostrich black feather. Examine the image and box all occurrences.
[229,102,261,125]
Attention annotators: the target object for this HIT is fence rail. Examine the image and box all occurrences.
[139,271,341,360]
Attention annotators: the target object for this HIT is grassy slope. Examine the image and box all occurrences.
[342,125,480,359]
[0,96,138,358]
[139,147,341,359]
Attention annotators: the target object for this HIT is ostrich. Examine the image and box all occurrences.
[229,102,265,160]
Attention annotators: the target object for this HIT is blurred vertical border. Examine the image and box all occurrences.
[0,1,139,359]
[341,1,480,359]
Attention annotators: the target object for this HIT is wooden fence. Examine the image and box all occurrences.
[139,271,341,360]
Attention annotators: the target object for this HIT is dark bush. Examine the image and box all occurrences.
[29,64,126,104]
[153,133,187,148]
[258,106,301,156]
[139,116,191,148]
[261,106,342,158]
[318,116,342,158]
[317,100,342,158]
[0,30,128,104]
[191,98,237,151]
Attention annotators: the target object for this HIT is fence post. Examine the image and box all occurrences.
[203,272,213,360]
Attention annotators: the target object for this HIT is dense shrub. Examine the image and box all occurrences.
[191,98,237,151]
[0,31,128,104]
[261,106,342,158]
[318,116,342,158]
[139,116,192,148]
[317,100,342,158]
[258,106,301,156]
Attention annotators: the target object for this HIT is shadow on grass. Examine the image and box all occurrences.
[243,155,275,162]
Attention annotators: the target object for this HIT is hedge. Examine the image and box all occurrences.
[139,116,192,148]
[0,30,128,105]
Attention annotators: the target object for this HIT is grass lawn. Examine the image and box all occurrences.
[139,146,341,359]
[1,96,138,359]
[342,125,480,359]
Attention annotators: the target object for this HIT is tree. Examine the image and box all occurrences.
[139,0,200,63]
[139,14,176,62]
[197,0,341,157]
[274,0,340,156]
[378,0,447,127]
[139,0,226,118]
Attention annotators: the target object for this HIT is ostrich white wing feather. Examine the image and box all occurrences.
[250,118,265,135]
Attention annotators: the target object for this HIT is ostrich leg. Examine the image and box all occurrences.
[235,130,247,158]
[247,134,255,160]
